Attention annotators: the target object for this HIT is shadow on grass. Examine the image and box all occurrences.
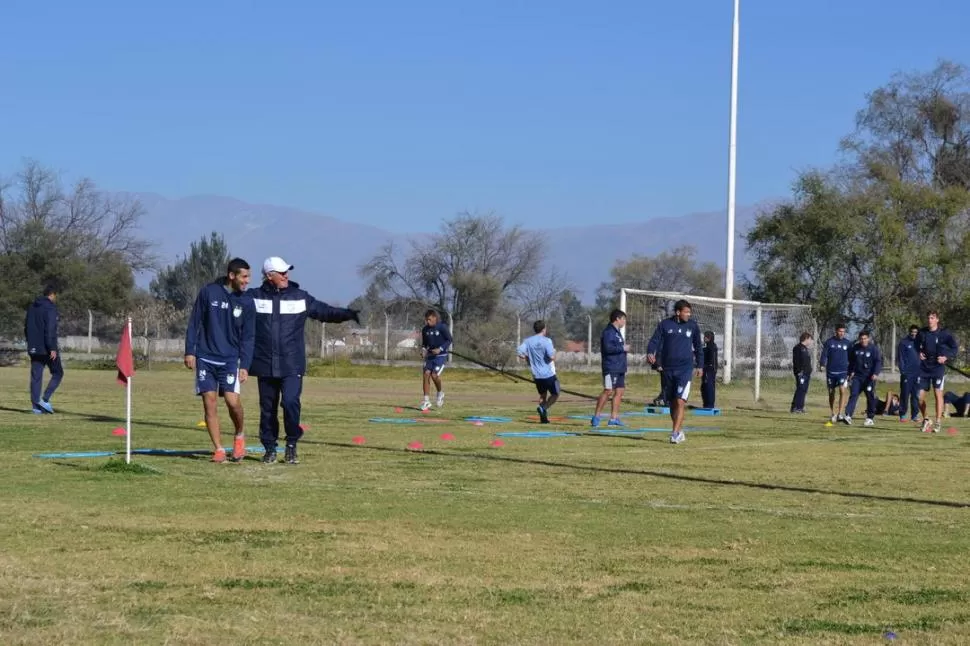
[0,406,197,432]
[303,440,970,509]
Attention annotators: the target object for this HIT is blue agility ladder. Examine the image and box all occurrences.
[494,431,580,438]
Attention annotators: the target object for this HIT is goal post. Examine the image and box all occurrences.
[619,289,816,402]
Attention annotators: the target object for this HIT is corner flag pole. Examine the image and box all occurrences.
[722,0,740,385]
[125,316,133,464]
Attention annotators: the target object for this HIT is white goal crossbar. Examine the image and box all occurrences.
[619,289,816,402]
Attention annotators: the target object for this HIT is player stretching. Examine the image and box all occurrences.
[420,309,452,411]
[184,258,256,462]
[820,324,850,426]
[517,320,559,424]
[844,330,882,426]
[591,309,629,427]
[646,299,703,445]
[916,310,958,433]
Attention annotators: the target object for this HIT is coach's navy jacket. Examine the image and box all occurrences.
[24,296,59,356]
[848,342,882,379]
[247,280,357,377]
[184,281,256,369]
[600,323,627,374]
[646,317,703,372]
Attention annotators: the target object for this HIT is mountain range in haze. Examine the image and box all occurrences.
[127,192,767,305]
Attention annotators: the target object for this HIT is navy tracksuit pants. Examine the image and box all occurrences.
[846,375,877,419]
[701,369,716,409]
[791,373,810,412]
[899,373,919,420]
[258,376,304,451]
[29,354,63,407]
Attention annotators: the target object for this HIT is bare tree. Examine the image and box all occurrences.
[0,159,155,269]
[514,267,574,320]
[360,211,544,323]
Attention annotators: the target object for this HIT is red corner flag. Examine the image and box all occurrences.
[116,320,135,385]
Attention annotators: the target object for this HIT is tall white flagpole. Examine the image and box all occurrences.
[722,0,740,384]
[125,316,133,464]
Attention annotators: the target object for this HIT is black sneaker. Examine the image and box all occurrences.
[537,405,549,424]
[261,451,278,464]
[284,444,299,465]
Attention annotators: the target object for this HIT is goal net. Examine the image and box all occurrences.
[619,289,816,401]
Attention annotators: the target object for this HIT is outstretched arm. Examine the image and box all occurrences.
[306,295,361,324]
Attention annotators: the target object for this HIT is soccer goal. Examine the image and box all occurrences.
[618,289,816,402]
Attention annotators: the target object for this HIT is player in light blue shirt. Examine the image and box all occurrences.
[517,320,559,424]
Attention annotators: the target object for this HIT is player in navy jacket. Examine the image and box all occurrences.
[419,309,452,410]
[790,332,814,413]
[24,284,63,414]
[819,324,851,425]
[590,309,629,428]
[701,331,718,409]
[915,310,958,433]
[646,299,703,445]
[896,324,920,422]
[844,330,882,426]
[248,256,360,464]
[185,258,257,462]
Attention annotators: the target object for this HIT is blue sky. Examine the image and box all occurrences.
[2,0,968,232]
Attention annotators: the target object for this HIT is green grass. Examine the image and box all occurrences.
[2,366,970,644]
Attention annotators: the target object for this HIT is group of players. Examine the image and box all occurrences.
[515,299,707,445]
[29,259,959,461]
[792,312,960,433]
[25,257,361,465]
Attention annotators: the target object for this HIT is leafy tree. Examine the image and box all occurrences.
[150,232,231,311]
[559,289,590,343]
[746,60,970,342]
[0,160,150,337]
[843,60,970,190]
[744,172,861,334]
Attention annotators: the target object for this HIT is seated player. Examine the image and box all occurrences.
[943,391,970,417]
[874,391,901,417]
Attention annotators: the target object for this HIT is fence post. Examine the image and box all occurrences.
[320,322,326,358]
[891,321,897,374]
[586,315,592,367]
[87,310,93,353]
[384,313,390,362]
[754,305,762,402]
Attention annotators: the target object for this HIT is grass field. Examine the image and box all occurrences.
[2,364,970,645]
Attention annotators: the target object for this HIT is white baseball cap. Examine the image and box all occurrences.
[262,256,294,274]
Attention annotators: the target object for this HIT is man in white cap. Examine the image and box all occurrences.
[248,256,360,464]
